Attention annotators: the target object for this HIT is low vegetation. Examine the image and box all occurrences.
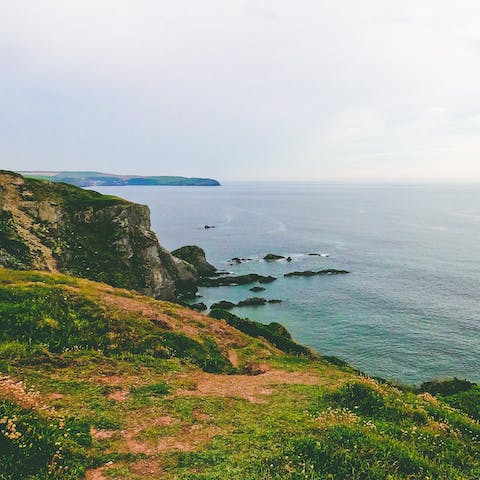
[0,268,479,479]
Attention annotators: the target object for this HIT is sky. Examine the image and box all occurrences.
[1,0,480,182]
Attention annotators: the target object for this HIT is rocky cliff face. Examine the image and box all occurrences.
[0,171,197,300]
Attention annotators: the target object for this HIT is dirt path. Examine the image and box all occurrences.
[84,467,107,480]
[176,369,321,403]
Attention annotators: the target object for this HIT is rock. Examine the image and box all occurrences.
[211,297,281,308]
[170,254,198,296]
[250,286,266,292]
[285,270,317,277]
[0,170,195,301]
[286,256,292,262]
[284,269,349,278]
[171,245,217,277]
[307,253,329,257]
[190,302,207,312]
[258,275,277,284]
[210,300,236,310]
[230,257,252,265]
[177,291,203,299]
[267,299,282,304]
[199,274,276,287]
[204,225,215,229]
[236,297,268,307]
[264,253,285,261]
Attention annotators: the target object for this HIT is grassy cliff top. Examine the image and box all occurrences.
[0,170,129,207]
[1,268,479,479]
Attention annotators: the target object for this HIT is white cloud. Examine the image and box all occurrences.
[1,0,480,180]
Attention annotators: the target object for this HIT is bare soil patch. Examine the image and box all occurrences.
[107,390,129,402]
[176,369,320,403]
[84,467,108,480]
[90,427,115,440]
[130,458,164,477]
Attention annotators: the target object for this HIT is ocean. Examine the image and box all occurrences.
[95,182,480,385]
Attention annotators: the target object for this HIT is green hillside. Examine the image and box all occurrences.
[19,171,221,187]
[0,269,479,479]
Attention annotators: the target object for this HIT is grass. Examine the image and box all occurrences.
[0,269,479,479]
[0,393,90,480]
[0,273,233,374]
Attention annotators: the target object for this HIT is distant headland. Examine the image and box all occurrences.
[18,171,221,187]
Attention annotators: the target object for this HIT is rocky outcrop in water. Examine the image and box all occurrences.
[199,273,276,287]
[0,171,197,300]
[237,297,268,307]
[264,253,285,261]
[210,298,282,309]
[210,300,236,310]
[171,245,217,277]
[284,269,349,277]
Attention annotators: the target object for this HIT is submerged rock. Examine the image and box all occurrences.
[264,253,285,261]
[250,286,266,292]
[199,273,276,287]
[284,269,349,277]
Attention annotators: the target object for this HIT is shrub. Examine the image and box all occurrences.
[420,378,476,396]
[132,382,171,397]
[209,310,311,356]
[440,386,480,420]
[329,381,428,424]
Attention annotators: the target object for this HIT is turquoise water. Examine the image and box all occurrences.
[96,183,480,385]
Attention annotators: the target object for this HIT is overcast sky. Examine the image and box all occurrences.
[1,1,480,181]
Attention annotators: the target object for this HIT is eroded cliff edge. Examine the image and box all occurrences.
[0,170,196,300]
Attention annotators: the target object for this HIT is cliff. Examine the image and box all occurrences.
[0,171,196,300]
